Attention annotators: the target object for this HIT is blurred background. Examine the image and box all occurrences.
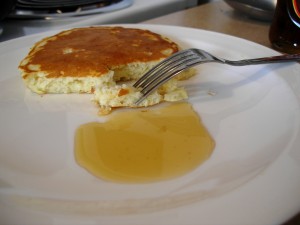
[0,0,212,41]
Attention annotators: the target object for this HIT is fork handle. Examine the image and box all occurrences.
[224,53,300,66]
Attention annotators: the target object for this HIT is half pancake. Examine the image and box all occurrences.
[19,26,194,114]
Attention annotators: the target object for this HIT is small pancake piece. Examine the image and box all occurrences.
[19,26,195,114]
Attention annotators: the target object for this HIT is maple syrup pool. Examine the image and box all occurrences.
[75,102,215,183]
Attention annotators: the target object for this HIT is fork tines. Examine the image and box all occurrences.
[133,48,202,105]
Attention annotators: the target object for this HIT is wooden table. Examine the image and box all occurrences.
[142,1,300,225]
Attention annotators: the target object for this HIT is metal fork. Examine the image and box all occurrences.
[133,48,300,105]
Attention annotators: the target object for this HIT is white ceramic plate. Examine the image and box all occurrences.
[0,24,300,225]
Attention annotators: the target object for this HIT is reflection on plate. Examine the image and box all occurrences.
[0,24,300,225]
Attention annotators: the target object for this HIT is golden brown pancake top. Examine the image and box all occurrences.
[20,27,179,78]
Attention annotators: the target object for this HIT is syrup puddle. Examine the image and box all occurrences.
[75,102,214,183]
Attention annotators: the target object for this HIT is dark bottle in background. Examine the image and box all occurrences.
[269,0,300,54]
